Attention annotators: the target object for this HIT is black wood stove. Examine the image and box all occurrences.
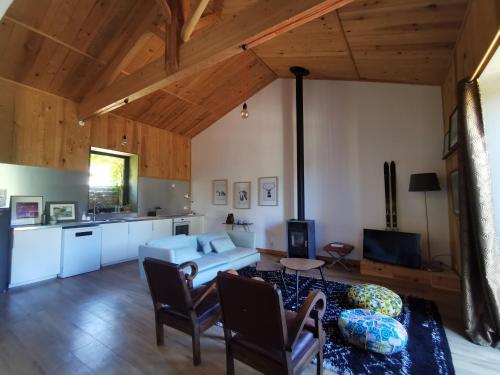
[286,66,316,259]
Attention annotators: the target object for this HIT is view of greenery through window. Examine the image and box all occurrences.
[89,153,126,211]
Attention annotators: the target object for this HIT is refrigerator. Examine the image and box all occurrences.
[0,208,11,292]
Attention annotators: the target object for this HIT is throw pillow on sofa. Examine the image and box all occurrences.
[197,232,230,254]
[211,237,236,253]
[173,246,202,264]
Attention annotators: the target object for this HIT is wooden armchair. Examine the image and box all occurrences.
[143,257,220,366]
[216,271,327,375]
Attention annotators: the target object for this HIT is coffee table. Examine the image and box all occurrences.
[255,261,287,298]
[279,258,326,308]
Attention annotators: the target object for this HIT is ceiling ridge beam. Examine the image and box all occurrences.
[78,0,355,120]
[3,15,104,63]
[334,10,360,80]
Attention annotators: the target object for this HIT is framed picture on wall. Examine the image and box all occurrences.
[442,130,450,159]
[234,181,251,209]
[450,169,459,215]
[10,196,43,225]
[258,177,278,206]
[448,107,458,152]
[46,202,78,222]
[212,179,228,205]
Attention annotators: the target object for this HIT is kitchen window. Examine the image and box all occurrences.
[88,148,138,213]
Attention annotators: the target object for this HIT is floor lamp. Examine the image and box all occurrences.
[409,173,442,272]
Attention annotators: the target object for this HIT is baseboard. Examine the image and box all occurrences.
[257,248,360,267]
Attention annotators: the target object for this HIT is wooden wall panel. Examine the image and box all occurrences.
[0,79,191,180]
[440,0,500,274]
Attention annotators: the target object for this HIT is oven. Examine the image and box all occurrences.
[173,217,190,235]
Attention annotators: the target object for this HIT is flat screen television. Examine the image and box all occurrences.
[363,229,421,269]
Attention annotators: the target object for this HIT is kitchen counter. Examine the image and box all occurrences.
[11,214,204,231]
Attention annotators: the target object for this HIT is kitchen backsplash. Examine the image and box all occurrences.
[0,163,190,216]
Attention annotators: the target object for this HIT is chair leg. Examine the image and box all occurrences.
[316,349,323,375]
[192,328,201,366]
[226,348,235,375]
[155,319,164,346]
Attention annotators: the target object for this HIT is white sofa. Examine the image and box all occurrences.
[138,231,261,287]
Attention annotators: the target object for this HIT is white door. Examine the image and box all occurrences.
[101,222,129,266]
[151,219,173,240]
[127,220,153,259]
[189,216,205,234]
[10,227,62,287]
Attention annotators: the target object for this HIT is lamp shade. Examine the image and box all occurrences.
[409,173,441,192]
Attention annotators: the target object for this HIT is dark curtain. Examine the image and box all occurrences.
[458,79,500,348]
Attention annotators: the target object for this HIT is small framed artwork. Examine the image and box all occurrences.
[234,181,251,209]
[10,196,43,225]
[46,202,78,222]
[448,107,458,152]
[450,169,459,215]
[258,177,278,206]
[212,179,228,205]
[442,130,450,159]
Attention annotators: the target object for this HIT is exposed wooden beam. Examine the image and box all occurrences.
[79,0,354,120]
[165,0,182,75]
[181,0,211,42]
[154,0,172,24]
[85,6,159,97]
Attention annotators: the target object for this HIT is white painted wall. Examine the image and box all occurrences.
[191,79,450,263]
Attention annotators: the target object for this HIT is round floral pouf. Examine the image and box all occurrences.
[338,309,408,354]
[348,283,402,317]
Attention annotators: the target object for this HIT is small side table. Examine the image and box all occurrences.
[323,243,354,272]
[222,222,254,232]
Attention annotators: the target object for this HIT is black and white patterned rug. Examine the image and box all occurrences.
[237,266,455,375]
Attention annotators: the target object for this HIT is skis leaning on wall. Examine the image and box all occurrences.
[390,161,398,230]
[383,161,398,230]
[384,162,391,229]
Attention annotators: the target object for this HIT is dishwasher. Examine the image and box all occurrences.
[60,225,102,278]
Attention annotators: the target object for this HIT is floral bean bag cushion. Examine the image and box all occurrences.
[348,284,402,317]
[338,309,408,354]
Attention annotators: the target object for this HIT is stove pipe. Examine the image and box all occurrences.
[290,66,310,221]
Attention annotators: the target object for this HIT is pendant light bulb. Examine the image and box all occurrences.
[240,102,249,119]
[121,135,127,146]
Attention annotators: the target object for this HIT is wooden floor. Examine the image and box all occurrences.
[0,256,498,375]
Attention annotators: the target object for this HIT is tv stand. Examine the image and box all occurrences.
[360,259,460,292]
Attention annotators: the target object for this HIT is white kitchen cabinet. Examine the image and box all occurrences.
[151,218,173,240]
[100,222,129,266]
[10,227,62,287]
[189,215,205,234]
[127,220,153,259]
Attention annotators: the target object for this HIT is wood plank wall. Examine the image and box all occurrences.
[441,0,500,275]
[0,78,191,180]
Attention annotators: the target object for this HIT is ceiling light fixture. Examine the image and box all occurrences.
[121,135,127,146]
[240,44,249,119]
[78,120,85,127]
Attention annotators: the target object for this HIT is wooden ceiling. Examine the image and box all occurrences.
[0,0,469,137]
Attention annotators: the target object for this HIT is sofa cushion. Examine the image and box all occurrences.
[211,237,236,253]
[218,247,258,262]
[197,232,230,254]
[147,234,198,251]
[172,246,202,264]
[193,253,229,272]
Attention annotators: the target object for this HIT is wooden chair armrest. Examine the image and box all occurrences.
[179,261,198,289]
[192,277,217,310]
[287,290,326,350]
